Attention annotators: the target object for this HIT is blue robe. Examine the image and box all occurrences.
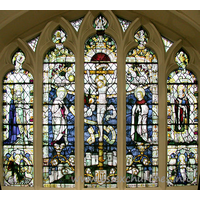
[3,99,20,144]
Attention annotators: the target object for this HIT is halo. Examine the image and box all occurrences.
[96,64,108,70]
[12,52,25,65]
[177,84,185,92]
[14,84,23,92]
[56,87,67,98]
[95,75,106,85]
[134,87,145,98]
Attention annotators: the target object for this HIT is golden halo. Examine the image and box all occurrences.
[12,52,25,65]
[134,87,145,99]
[56,87,67,98]
[95,75,106,86]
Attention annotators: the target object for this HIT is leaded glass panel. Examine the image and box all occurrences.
[167,50,198,186]
[84,15,117,188]
[3,51,34,186]
[126,28,159,188]
[42,28,75,188]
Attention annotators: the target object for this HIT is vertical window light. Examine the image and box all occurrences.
[126,28,159,188]
[84,15,118,188]
[43,28,75,188]
[167,50,198,186]
[3,50,34,186]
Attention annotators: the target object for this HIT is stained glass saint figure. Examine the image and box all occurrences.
[167,50,198,186]
[51,87,69,145]
[3,51,34,186]
[131,87,149,142]
[43,28,75,188]
[126,28,159,188]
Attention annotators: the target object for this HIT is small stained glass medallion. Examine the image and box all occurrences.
[93,14,109,33]
[126,28,159,188]
[167,49,198,186]
[70,17,84,32]
[28,35,39,52]
[43,28,75,188]
[118,17,131,32]
[3,50,34,187]
[134,29,149,49]
[52,28,67,47]
[161,36,173,52]
[175,49,189,68]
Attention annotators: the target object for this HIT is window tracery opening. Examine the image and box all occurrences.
[28,35,40,52]
[118,17,131,32]
[161,36,173,52]
[70,17,84,32]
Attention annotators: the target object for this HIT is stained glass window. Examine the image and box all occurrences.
[126,28,159,188]
[43,28,75,188]
[70,17,83,32]
[118,17,131,32]
[167,50,198,186]
[28,35,39,52]
[162,36,173,52]
[84,15,117,188]
[3,50,34,186]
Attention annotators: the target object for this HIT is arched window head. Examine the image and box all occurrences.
[44,28,75,63]
[84,34,117,62]
[3,50,34,187]
[167,49,198,187]
[43,28,75,188]
[127,28,157,64]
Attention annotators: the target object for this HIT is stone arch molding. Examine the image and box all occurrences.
[1,11,200,73]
